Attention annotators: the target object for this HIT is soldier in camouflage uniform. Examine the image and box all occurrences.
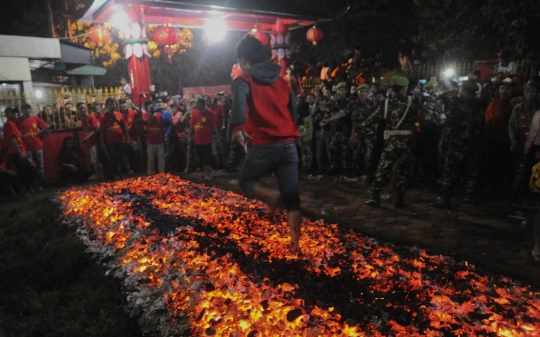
[363,75,420,208]
[431,80,485,208]
[417,80,445,186]
[320,82,351,176]
[347,83,375,182]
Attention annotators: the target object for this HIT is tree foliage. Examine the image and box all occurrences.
[414,0,540,61]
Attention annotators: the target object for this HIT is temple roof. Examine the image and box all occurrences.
[81,0,350,31]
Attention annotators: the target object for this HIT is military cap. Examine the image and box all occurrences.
[335,82,348,90]
[424,80,438,88]
[391,75,409,87]
[357,84,370,90]
[461,80,478,92]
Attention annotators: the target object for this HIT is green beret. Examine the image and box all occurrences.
[461,80,478,92]
[357,84,370,90]
[391,75,409,87]
[424,80,438,88]
[335,82,348,90]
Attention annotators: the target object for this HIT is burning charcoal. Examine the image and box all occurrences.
[204,283,215,292]
[260,300,269,310]
[196,308,206,322]
[286,308,303,322]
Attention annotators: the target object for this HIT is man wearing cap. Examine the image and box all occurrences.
[346,83,376,182]
[431,80,484,208]
[320,82,351,176]
[508,79,540,203]
[362,75,420,208]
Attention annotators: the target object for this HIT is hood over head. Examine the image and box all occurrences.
[245,62,282,85]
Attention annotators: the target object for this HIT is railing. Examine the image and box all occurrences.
[0,87,128,131]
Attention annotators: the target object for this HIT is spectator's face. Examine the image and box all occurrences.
[5,110,15,120]
[499,84,512,99]
[204,96,212,106]
[375,93,385,102]
[22,107,31,118]
[358,89,369,100]
[106,101,117,113]
[121,78,127,85]
[350,86,357,95]
[220,97,228,105]
[45,106,52,115]
[77,104,87,119]
[65,138,74,150]
[370,85,378,93]
[120,103,129,113]
[318,100,327,109]
[66,103,73,111]
[525,87,538,102]
[336,88,347,98]
[94,105,102,116]
[306,95,315,105]
[196,101,205,112]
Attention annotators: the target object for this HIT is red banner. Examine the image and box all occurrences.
[182,85,231,99]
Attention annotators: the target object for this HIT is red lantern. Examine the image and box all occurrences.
[249,30,269,45]
[306,26,323,46]
[88,25,111,47]
[152,25,182,46]
[163,45,176,64]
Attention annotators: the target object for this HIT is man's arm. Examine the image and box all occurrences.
[287,91,297,125]
[230,78,250,129]
[10,137,23,156]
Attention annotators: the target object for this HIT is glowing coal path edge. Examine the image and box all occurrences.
[58,174,540,336]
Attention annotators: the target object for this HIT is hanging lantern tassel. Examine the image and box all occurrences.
[313,41,317,46]
[168,54,172,64]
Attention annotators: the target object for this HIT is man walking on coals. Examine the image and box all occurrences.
[230,34,302,254]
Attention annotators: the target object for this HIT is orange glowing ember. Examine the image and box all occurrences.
[58,174,540,336]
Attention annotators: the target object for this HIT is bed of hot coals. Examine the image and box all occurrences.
[58,174,540,336]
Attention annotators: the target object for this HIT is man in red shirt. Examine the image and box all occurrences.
[190,98,219,179]
[120,100,141,173]
[78,102,104,181]
[146,103,165,175]
[3,107,39,194]
[231,34,302,254]
[99,98,129,179]
[204,94,225,169]
[16,103,50,178]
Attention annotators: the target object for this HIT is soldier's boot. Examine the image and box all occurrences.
[394,192,407,209]
[430,192,452,209]
[365,190,380,207]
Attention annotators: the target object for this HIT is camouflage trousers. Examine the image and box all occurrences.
[372,138,414,193]
[300,136,313,172]
[329,131,351,172]
[351,136,374,177]
[440,146,479,194]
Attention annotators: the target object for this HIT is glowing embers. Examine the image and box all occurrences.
[59,174,540,336]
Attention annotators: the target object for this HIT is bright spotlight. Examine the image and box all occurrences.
[112,10,129,28]
[205,19,227,43]
[444,68,455,77]
[35,90,43,99]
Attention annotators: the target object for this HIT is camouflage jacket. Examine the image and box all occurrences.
[345,99,375,137]
[361,93,420,134]
[325,97,350,134]
[421,93,445,126]
[440,97,484,150]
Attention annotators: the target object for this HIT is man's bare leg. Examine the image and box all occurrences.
[287,210,302,254]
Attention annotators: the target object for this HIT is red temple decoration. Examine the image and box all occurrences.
[80,0,350,106]
[306,26,323,46]
[271,19,290,77]
[88,25,111,46]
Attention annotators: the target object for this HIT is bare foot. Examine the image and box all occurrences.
[288,241,302,255]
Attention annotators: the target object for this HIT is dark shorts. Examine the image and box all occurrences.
[238,140,299,195]
[195,144,212,165]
